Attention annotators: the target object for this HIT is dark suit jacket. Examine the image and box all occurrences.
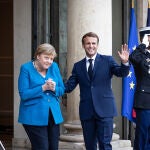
[129,44,150,109]
[65,53,130,120]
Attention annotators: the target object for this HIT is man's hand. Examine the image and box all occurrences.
[118,44,129,63]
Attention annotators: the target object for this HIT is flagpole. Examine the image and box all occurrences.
[129,0,135,141]
[130,0,135,141]
[148,0,150,8]
[132,0,134,8]
[129,0,134,140]
[129,0,132,123]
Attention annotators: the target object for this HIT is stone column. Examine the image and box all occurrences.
[137,0,148,28]
[60,0,112,146]
[13,0,31,148]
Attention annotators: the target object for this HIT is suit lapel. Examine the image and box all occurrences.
[92,54,102,80]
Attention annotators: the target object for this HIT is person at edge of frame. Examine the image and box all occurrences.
[129,26,150,150]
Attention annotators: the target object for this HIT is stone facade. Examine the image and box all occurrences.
[12,0,148,149]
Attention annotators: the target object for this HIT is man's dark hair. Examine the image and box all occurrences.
[82,32,99,44]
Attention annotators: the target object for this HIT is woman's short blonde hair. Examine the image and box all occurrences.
[34,43,57,59]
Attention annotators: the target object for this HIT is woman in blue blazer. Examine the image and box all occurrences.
[18,43,64,150]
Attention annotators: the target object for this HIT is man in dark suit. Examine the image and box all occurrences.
[129,27,150,150]
[65,32,130,150]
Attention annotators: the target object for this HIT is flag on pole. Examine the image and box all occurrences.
[147,0,150,26]
[121,7,138,122]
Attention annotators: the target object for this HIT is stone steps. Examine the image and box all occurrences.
[59,133,133,150]
[114,148,133,150]
[111,133,133,150]
[111,140,133,150]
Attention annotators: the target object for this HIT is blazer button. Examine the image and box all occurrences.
[142,89,144,92]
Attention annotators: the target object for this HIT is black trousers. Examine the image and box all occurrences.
[23,110,60,150]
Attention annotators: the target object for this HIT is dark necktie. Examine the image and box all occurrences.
[88,59,93,80]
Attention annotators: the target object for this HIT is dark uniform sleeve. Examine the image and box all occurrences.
[129,44,146,65]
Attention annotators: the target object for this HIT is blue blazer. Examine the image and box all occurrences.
[65,53,130,120]
[18,61,64,125]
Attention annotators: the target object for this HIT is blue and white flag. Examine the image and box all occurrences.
[121,8,138,122]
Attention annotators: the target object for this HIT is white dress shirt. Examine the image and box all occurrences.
[86,53,97,71]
